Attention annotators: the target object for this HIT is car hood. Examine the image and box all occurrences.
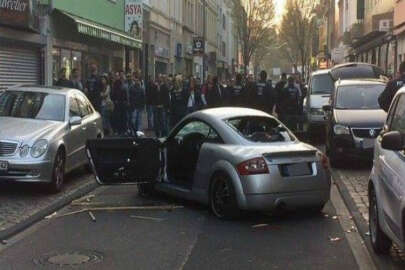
[334,109,387,127]
[0,117,63,144]
[309,94,331,109]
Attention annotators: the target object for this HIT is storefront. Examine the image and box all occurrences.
[49,10,142,83]
[0,0,43,89]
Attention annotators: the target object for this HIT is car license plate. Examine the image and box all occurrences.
[361,139,374,149]
[0,160,8,171]
[280,163,312,177]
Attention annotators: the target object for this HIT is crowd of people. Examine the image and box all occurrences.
[55,64,307,136]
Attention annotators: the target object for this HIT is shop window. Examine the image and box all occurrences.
[61,49,72,79]
[52,48,61,84]
[72,51,82,78]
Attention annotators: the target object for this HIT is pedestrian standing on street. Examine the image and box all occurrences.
[274,73,288,117]
[85,64,102,111]
[279,76,301,131]
[207,76,224,108]
[55,68,73,88]
[99,75,113,136]
[228,73,246,107]
[129,73,146,132]
[185,77,203,114]
[145,75,156,131]
[70,68,83,91]
[379,61,405,112]
[111,71,129,135]
[153,75,170,137]
[170,75,187,128]
[251,70,274,113]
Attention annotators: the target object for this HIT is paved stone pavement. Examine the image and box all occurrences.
[0,168,93,236]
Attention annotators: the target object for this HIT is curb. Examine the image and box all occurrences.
[332,171,404,269]
[0,181,98,241]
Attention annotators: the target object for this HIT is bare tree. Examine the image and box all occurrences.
[279,0,317,79]
[231,0,276,75]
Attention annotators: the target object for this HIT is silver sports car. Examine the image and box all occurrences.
[87,108,331,219]
[0,86,103,192]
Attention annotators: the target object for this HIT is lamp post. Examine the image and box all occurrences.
[203,0,207,81]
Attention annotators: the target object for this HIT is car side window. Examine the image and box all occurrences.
[385,96,399,130]
[69,97,81,118]
[175,121,211,140]
[390,95,405,133]
[206,128,223,143]
[76,94,91,118]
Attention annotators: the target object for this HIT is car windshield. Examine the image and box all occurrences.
[311,74,334,94]
[335,85,385,110]
[331,65,385,80]
[0,91,65,121]
[225,116,295,143]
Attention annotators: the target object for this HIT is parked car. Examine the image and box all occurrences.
[304,69,333,134]
[87,108,331,219]
[0,86,103,192]
[369,86,405,253]
[330,62,386,81]
[323,80,387,166]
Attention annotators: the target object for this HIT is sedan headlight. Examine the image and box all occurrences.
[333,124,350,135]
[19,145,29,158]
[30,139,48,158]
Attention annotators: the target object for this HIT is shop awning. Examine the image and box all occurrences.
[59,11,142,49]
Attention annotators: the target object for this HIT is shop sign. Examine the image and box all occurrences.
[125,0,143,41]
[193,38,205,55]
[0,0,39,31]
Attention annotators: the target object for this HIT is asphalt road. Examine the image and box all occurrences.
[0,185,361,270]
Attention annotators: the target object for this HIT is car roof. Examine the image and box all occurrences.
[336,79,386,87]
[311,69,331,76]
[191,107,270,120]
[5,85,80,95]
[331,62,380,69]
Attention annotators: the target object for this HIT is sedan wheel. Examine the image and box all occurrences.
[369,186,391,254]
[210,174,240,220]
[47,151,65,193]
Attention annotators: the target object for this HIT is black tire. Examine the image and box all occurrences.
[369,185,392,254]
[210,173,241,220]
[46,150,65,193]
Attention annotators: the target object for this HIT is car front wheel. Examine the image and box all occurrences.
[210,173,241,220]
[46,150,65,193]
[369,185,392,254]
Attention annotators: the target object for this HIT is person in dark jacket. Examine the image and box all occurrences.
[55,68,73,88]
[170,75,187,128]
[129,73,146,132]
[70,68,83,91]
[185,77,203,114]
[275,73,287,115]
[207,76,224,108]
[111,71,129,135]
[379,61,405,112]
[85,64,102,111]
[279,76,301,131]
[153,75,171,137]
[251,70,275,113]
[228,73,246,107]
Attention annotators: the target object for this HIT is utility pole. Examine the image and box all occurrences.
[202,0,207,81]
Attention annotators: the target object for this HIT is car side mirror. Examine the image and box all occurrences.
[381,131,404,151]
[322,105,332,112]
[69,116,82,126]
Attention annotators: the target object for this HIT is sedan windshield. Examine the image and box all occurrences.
[225,116,295,143]
[335,85,385,110]
[0,91,65,121]
[311,74,334,94]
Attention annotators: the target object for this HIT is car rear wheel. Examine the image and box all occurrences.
[327,144,341,168]
[210,173,241,220]
[46,150,65,193]
[369,185,392,254]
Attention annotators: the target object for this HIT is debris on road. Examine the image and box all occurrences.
[329,237,342,242]
[130,215,165,222]
[345,226,357,233]
[252,224,268,228]
[44,212,58,219]
[89,211,96,222]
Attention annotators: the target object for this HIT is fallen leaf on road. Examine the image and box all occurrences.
[130,215,165,222]
[89,211,96,222]
[329,237,342,242]
[252,224,268,228]
[44,212,57,219]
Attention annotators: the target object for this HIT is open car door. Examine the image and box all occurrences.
[86,137,161,185]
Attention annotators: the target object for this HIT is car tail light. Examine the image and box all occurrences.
[237,157,269,176]
[317,152,329,171]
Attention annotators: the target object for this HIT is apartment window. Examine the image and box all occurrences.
[222,41,226,57]
[223,14,226,30]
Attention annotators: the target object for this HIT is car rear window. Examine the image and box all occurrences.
[225,116,295,143]
[311,74,334,94]
[335,84,385,110]
[330,64,385,80]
